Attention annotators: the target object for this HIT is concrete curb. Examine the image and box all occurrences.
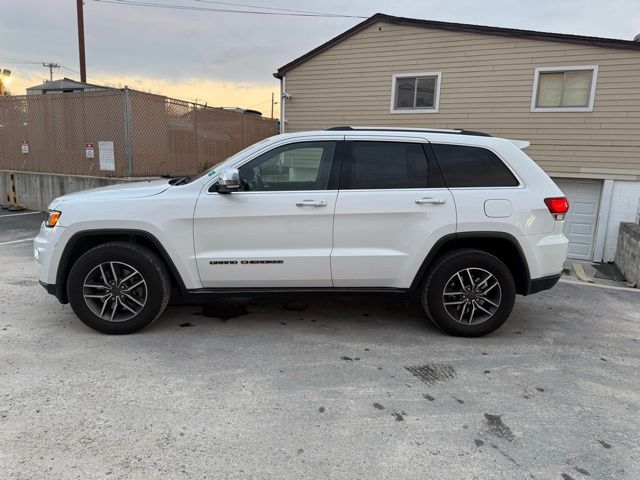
[559,276,640,293]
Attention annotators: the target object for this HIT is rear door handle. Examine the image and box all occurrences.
[296,200,327,207]
[415,197,447,205]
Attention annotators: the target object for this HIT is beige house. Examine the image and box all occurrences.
[274,13,640,263]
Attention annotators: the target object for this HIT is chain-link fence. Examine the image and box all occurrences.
[0,89,278,178]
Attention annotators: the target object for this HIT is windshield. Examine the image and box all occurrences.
[198,137,274,180]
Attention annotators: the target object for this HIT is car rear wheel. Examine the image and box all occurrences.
[422,249,516,337]
[67,242,171,334]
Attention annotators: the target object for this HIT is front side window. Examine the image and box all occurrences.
[532,66,597,112]
[431,144,519,188]
[391,73,441,112]
[342,141,428,189]
[238,141,336,191]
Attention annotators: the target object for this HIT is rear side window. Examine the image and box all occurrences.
[342,141,428,189]
[431,144,519,188]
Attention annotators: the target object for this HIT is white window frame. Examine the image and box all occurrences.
[390,72,442,114]
[530,65,598,113]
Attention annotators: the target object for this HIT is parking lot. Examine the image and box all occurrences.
[1,211,639,480]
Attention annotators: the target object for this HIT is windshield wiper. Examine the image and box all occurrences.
[168,176,192,186]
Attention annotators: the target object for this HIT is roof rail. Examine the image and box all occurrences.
[326,126,492,137]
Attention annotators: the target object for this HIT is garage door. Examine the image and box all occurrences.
[553,179,601,260]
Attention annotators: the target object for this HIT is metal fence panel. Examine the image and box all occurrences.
[0,89,278,177]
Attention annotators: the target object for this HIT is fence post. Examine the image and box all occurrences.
[123,87,133,177]
[193,102,199,173]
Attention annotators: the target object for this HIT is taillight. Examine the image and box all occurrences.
[544,197,569,220]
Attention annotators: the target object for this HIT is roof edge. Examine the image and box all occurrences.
[275,13,640,77]
[275,13,384,78]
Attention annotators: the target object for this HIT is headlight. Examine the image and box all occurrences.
[45,209,62,228]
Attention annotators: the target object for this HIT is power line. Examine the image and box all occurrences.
[0,55,44,65]
[194,0,353,17]
[60,65,81,75]
[246,98,272,108]
[60,65,116,87]
[92,0,367,18]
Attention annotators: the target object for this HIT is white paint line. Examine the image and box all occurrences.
[0,237,35,246]
[0,211,42,218]
[559,277,640,293]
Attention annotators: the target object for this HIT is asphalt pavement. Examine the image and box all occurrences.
[0,212,639,480]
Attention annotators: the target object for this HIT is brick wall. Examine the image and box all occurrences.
[615,222,640,287]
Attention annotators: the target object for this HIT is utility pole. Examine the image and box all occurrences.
[77,0,87,82]
[271,92,274,118]
[42,63,60,82]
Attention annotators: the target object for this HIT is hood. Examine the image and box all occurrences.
[50,179,171,207]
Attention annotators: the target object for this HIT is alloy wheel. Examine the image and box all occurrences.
[442,267,502,325]
[82,261,148,322]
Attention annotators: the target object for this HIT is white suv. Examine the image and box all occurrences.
[34,127,569,337]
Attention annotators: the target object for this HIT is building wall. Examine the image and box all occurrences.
[282,20,640,181]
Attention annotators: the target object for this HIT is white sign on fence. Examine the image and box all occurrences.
[85,143,95,159]
[98,141,115,171]
[21,139,29,155]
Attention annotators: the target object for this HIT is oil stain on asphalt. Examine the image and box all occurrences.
[483,413,514,441]
[574,466,591,476]
[391,411,405,421]
[404,364,456,385]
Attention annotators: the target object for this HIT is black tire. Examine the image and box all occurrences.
[67,242,171,334]
[422,248,516,337]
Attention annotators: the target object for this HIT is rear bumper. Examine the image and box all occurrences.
[526,273,561,295]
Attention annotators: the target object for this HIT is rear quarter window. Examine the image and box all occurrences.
[431,144,519,188]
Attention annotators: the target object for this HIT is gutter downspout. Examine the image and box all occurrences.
[280,75,286,134]
[273,71,286,133]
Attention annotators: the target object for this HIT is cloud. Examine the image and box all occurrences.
[2,0,639,110]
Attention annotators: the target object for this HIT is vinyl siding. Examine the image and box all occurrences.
[283,21,640,180]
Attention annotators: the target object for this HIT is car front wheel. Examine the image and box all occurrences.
[422,248,516,337]
[67,242,171,334]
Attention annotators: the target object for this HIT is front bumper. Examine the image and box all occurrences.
[39,280,57,296]
[34,221,68,302]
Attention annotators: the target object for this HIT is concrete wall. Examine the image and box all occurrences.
[615,222,640,287]
[0,170,152,211]
[602,180,640,262]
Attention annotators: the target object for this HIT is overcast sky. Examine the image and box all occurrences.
[1,0,639,112]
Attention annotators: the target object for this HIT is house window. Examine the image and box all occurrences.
[390,72,441,113]
[531,66,598,112]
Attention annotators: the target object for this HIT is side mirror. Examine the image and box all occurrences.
[212,167,241,193]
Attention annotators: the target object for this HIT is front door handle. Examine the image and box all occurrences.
[296,200,327,207]
[415,197,447,205]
